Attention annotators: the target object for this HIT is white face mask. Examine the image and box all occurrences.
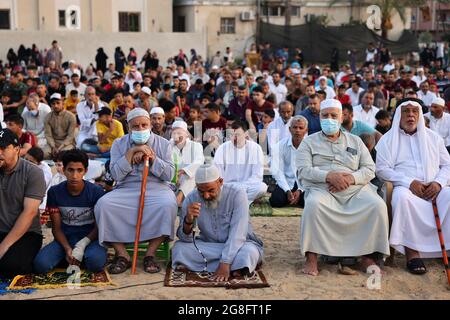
[30,110,39,117]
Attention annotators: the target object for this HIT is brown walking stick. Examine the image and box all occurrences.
[432,199,450,289]
[131,156,150,275]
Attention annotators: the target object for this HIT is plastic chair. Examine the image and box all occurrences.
[125,242,171,262]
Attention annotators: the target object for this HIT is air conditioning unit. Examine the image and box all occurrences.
[240,11,255,21]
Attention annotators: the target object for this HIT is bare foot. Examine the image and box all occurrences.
[361,256,385,275]
[302,253,319,276]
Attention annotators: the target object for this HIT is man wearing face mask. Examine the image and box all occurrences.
[22,94,51,150]
[94,108,177,275]
[296,99,390,277]
[170,120,205,207]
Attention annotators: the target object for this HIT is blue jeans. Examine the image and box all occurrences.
[33,224,107,274]
[80,142,111,159]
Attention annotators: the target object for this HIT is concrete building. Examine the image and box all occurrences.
[173,0,412,59]
[411,0,450,36]
[0,0,207,68]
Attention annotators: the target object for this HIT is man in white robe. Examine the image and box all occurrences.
[424,97,450,148]
[76,86,106,148]
[376,99,450,274]
[171,164,264,280]
[170,120,205,207]
[94,108,177,274]
[213,120,267,203]
[297,99,390,276]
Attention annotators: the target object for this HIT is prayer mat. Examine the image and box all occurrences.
[8,269,114,290]
[0,279,36,295]
[164,266,270,289]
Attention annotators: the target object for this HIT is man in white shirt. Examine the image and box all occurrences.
[315,76,336,100]
[269,116,308,208]
[267,101,294,153]
[424,97,450,147]
[63,60,81,78]
[66,73,87,100]
[76,86,106,147]
[412,67,427,86]
[353,92,380,128]
[214,120,267,203]
[376,99,450,275]
[383,58,396,73]
[417,81,437,108]
[269,72,288,104]
[345,81,364,107]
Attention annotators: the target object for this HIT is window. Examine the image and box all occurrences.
[262,6,285,17]
[220,18,235,34]
[0,10,10,29]
[174,16,186,32]
[119,12,141,32]
[291,6,300,17]
[58,10,66,27]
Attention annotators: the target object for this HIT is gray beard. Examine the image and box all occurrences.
[203,189,222,210]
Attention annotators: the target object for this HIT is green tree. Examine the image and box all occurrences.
[330,0,428,39]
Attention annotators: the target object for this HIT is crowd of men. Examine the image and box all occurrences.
[0,40,449,281]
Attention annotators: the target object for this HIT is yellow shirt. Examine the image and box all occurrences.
[109,100,121,113]
[96,119,124,149]
[64,98,80,114]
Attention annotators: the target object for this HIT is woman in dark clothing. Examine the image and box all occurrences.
[114,47,126,74]
[95,48,109,73]
[7,48,18,67]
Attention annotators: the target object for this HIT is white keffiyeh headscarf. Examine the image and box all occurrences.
[375,100,440,183]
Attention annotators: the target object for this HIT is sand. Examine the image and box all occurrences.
[2,216,450,300]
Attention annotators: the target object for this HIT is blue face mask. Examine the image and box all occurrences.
[321,119,341,135]
[131,130,151,145]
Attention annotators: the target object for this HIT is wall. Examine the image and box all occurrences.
[0,31,207,69]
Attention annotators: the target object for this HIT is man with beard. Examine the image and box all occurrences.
[171,164,264,281]
[341,104,382,143]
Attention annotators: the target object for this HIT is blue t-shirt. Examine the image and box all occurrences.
[300,108,321,135]
[47,181,105,227]
[342,120,375,136]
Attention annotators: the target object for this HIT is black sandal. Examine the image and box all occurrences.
[108,256,131,274]
[143,256,161,274]
[406,258,427,275]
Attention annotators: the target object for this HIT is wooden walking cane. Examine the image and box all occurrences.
[131,156,150,275]
[432,199,450,289]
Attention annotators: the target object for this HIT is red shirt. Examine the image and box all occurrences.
[336,94,351,105]
[19,132,36,147]
[246,100,274,126]
[202,117,227,134]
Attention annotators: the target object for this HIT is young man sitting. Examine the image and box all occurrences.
[33,149,107,274]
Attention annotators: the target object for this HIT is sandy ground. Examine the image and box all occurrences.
[2,216,450,300]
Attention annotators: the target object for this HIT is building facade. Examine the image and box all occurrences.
[174,0,412,59]
[411,0,450,36]
[0,0,208,69]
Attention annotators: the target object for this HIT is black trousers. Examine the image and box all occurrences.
[0,232,43,278]
[269,183,305,208]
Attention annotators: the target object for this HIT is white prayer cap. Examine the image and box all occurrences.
[212,65,219,71]
[127,108,150,122]
[150,107,165,115]
[318,76,327,81]
[172,120,188,132]
[320,99,342,111]
[417,67,424,72]
[141,87,151,96]
[431,97,445,107]
[244,67,252,74]
[50,93,62,101]
[195,164,220,184]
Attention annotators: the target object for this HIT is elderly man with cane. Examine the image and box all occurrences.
[95,108,177,274]
[376,98,450,281]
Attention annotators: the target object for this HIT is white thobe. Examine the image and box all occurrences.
[76,101,106,147]
[267,117,292,154]
[353,105,380,128]
[376,130,450,258]
[269,83,288,104]
[173,139,205,197]
[417,90,437,107]
[345,88,364,107]
[214,140,268,203]
[424,112,450,146]
[315,86,336,100]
